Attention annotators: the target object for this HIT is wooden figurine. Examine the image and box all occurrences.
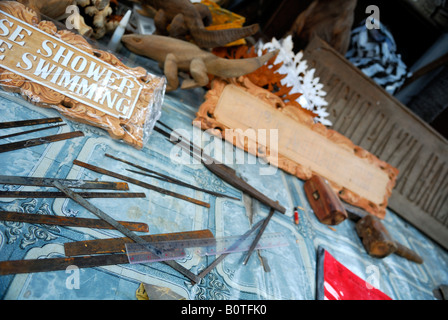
[287,0,357,55]
[18,0,120,39]
[122,34,278,91]
[139,0,259,48]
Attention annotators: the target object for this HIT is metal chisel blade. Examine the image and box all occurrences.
[73,159,210,208]
[0,211,149,232]
[0,131,84,153]
[0,117,63,129]
[0,123,67,140]
[0,191,144,198]
[0,175,130,190]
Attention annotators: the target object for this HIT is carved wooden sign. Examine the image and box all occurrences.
[303,37,448,250]
[195,77,399,219]
[0,1,165,149]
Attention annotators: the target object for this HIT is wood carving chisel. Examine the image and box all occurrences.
[0,175,129,190]
[0,117,63,129]
[126,168,240,200]
[52,181,201,283]
[0,123,67,139]
[105,152,240,200]
[0,211,149,232]
[0,131,84,153]
[73,159,210,208]
[0,191,145,198]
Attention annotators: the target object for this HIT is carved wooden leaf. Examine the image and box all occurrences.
[212,45,318,118]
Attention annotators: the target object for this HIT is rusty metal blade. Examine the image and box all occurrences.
[64,229,214,256]
[0,117,63,129]
[0,254,129,276]
[0,123,67,139]
[0,191,145,198]
[0,131,84,153]
[0,175,129,190]
[0,211,149,232]
[0,230,212,276]
[73,160,210,208]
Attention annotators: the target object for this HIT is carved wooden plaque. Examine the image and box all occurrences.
[303,37,448,250]
[195,77,399,219]
[0,1,165,149]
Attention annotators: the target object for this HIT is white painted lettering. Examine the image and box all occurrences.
[0,18,12,37]
[0,39,12,60]
[34,58,57,79]
[16,52,36,70]
[8,25,31,46]
[53,46,74,67]
[37,40,57,57]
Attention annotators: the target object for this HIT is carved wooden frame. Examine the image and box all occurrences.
[0,1,165,149]
[195,77,399,219]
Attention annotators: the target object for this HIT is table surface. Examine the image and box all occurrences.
[0,48,447,301]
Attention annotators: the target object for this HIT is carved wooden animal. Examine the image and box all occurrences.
[287,0,357,55]
[17,0,75,19]
[139,0,259,48]
[122,34,278,91]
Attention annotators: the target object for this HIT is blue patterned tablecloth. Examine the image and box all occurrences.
[0,55,447,300]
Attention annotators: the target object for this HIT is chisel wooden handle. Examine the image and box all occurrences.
[356,214,424,264]
[356,214,397,258]
[304,175,347,225]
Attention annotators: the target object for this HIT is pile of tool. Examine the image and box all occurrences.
[0,117,288,284]
[0,114,422,292]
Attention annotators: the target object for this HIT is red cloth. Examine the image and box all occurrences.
[319,249,392,300]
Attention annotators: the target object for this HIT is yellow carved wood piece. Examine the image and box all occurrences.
[195,78,399,218]
[0,1,165,149]
[201,0,246,46]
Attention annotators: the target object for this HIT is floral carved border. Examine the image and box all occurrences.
[194,77,399,219]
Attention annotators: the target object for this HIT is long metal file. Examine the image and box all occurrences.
[105,153,239,200]
[0,211,149,232]
[0,123,67,140]
[0,117,63,129]
[0,175,129,190]
[0,131,84,153]
[73,159,210,208]
[0,191,144,198]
